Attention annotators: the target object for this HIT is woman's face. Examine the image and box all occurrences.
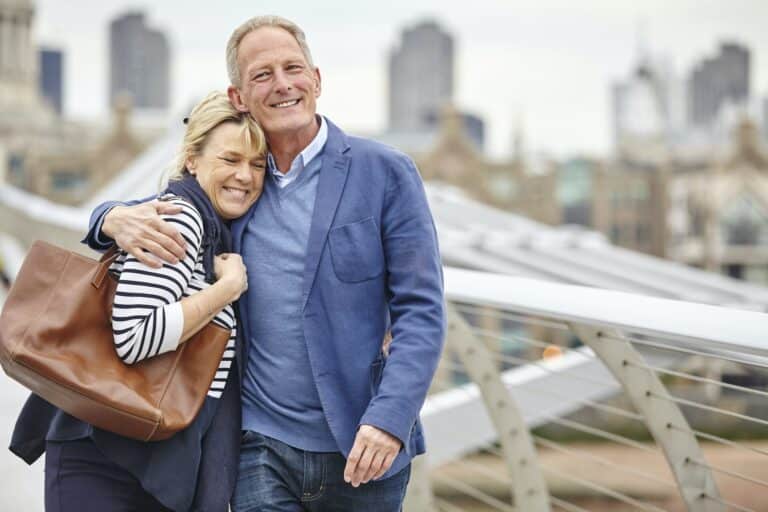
[188,122,266,220]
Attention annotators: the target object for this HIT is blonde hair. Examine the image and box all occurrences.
[226,15,314,88]
[169,91,266,181]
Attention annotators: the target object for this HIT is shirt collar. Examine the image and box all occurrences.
[266,115,328,178]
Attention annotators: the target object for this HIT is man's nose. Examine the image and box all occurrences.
[273,69,292,92]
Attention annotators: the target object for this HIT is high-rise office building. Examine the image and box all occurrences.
[388,20,454,132]
[687,42,750,127]
[109,12,170,110]
[39,47,63,115]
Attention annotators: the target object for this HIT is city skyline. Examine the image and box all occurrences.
[33,0,768,158]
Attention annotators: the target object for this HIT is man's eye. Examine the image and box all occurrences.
[221,157,237,163]
[286,65,303,72]
[252,72,270,81]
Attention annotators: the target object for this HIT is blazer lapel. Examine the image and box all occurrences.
[302,120,351,310]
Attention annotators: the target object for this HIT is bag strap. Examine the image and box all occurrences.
[92,246,121,289]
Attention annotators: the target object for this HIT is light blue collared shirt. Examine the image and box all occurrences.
[267,116,328,189]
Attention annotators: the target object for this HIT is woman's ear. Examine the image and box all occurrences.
[186,156,197,175]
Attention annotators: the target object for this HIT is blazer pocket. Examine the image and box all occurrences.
[328,217,384,283]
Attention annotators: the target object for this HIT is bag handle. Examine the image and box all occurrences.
[92,246,121,289]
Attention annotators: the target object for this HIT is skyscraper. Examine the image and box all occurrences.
[39,47,63,115]
[388,20,454,132]
[687,42,750,127]
[109,12,170,110]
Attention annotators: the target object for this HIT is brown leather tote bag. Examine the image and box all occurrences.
[0,240,231,441]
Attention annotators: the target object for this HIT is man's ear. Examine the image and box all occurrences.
[227,86,250,113]
[313,67,322,98]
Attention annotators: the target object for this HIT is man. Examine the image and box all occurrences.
[86,15,445,511]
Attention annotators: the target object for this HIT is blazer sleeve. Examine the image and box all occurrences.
[357,152,446,447]
[81,196,156,251]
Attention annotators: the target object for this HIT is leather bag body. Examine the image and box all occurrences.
[0,240,230,441]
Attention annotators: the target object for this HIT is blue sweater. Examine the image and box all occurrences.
[240,148,338,451]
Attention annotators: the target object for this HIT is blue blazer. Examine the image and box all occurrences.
[85,118,446,479]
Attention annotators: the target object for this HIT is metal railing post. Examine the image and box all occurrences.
[571,324,725,512]
[445,304,551,511]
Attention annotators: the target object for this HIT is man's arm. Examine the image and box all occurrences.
[344,152,446,486]
[83,198,187,268]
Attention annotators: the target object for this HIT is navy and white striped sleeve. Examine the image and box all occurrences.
[111,199,204,365]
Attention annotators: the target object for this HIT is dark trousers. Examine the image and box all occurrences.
[232,431,411,512]
[45,439,173,512]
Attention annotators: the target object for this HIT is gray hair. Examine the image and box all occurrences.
[226,15,315,88]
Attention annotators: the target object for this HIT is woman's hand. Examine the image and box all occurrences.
[214,253,248,302]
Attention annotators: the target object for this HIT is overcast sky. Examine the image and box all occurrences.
[34,0,768,158]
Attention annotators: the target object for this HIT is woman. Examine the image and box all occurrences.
[10,91,267,512]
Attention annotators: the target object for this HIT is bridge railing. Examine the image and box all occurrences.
[411,267,768,512]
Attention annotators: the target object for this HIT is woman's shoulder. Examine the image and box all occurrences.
[157,194,204,235]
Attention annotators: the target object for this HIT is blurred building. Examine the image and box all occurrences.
[0,0,54,136]
[416,107,559,225]
[388,20,453,132]
[666,120,768,282]
[611,41,758,168]
[0,0,149,204]
[557,157,596,227]
[584,119,768,284]
[109,11,170,110]
[611,54,685,165]
[687,43,750,128]
[381,19,485,153]
[39,47,63,115]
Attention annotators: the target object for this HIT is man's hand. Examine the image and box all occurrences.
[343,425,402,487]
[103,200,186,268]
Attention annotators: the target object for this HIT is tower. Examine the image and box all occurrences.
[388,20,454,132]
[0,0,52,132]
[109,11,170,110]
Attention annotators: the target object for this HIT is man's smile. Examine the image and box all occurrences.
[271,99,301,108]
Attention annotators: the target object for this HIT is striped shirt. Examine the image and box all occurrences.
[109,196,235,399]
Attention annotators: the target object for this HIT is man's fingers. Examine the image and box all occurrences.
[362,451,383,484]
[144,216,186,259]
[153,200,183,216]
[351,446,373,487]
[154,223,186,257]
[141,239,180,265]
[372,452,395,481]
[129,247,162,269]
[344,439,365,484]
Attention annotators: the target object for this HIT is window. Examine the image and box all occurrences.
[720,194,768,246]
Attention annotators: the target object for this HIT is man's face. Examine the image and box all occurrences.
[228,27,321,143]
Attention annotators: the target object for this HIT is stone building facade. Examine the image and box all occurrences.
[0,0,148,205]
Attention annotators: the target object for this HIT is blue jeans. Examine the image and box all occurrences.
[232,431,411,511]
